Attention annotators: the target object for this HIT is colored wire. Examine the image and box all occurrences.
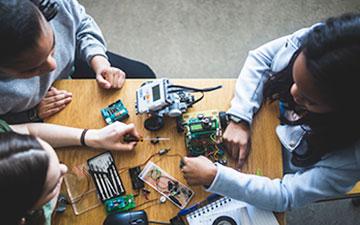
[167,84,223,93]
[118,148,172,174]
[210,134,217,143]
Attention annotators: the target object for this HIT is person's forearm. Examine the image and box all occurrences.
[90,55,110,74]
[205,163,292,212]
[10,123,98,148]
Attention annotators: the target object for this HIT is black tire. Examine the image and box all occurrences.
[144,115,164,131]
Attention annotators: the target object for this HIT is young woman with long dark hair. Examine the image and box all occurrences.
[181,13,360,211]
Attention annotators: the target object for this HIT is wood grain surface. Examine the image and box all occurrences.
[47,79,284,225]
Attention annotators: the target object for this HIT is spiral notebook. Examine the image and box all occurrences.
[186,197,279,225]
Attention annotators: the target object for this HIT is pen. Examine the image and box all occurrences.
[178,193,221,216]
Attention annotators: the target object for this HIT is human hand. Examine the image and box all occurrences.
[96,66,126,89]
[181,156,218,186]
[223,121,251,168]
[92,56,125,89]
[86,121,141,151]
[37,87,72,119]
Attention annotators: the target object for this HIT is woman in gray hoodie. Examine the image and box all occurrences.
[0,0,155,123]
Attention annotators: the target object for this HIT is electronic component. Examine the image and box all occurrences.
[159,196,167,204]
[87,152,126,202]
[158,148,171,155]
[129,166,145,190]
[179,110,228,164]
[104,194,136,214]
[150,136,160,145]
[139,162,194,209]
[136,79,169,114]
[141,188,151,200]
[101,99,129,124]
[135,78,222,131]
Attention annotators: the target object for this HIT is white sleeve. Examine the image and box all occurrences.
[206,162,360,212]
[227,35,290,124]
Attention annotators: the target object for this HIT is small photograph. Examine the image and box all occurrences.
[139,162,194,209]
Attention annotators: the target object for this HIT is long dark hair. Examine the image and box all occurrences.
[0,0,43,68]
[264,13,360,167]
[0,132,49,225]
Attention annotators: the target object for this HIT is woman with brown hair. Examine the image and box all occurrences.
[0,119,140,225]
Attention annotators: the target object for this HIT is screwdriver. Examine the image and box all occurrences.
[123,134,170,143]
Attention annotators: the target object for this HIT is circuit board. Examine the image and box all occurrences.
[101,99,129,124]
[104,194,136,214]
[180,110,228,164]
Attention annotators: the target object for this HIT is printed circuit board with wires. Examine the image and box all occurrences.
[180,110,228,164]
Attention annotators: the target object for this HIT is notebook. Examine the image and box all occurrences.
[186,197,279,225]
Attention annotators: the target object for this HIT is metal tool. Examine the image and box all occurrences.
[90,165,106,200]
[123,135,170,143]
[95,166,110,199]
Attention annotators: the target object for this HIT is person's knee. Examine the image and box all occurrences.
[106,51,156,78]
[137,62,156,77]
[124,59,156,78]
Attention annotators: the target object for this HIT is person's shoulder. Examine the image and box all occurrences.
[51,0,84,25]
[55,0,81,14]
[314,140,360,169]
[56,0,77,6]
[288,23,323,47]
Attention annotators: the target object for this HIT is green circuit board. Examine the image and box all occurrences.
[104,194,136,214]
[181,110,227,164]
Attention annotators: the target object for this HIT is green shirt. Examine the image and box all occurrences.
[0,119,11,133]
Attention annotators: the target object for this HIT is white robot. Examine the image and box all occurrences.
[135,78,222,131]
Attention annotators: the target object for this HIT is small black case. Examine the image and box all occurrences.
[129,166,145,190]
[87,151,126,202]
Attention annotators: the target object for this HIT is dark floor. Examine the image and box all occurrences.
[287,199,360,225]
[79,1,360,224]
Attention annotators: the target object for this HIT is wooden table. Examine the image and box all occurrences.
[47,79,284,225]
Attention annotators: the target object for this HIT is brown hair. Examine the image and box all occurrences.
[0,132,49,225]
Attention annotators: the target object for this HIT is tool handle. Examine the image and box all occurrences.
[123,134,140,143]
